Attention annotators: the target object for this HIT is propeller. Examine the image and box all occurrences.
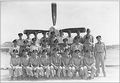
[51,3,57,26]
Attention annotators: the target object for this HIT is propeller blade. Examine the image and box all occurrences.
[51,3,57,26]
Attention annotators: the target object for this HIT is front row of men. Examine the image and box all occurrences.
[9,35,106,80]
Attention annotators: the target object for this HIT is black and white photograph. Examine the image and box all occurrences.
[0,0,119,82]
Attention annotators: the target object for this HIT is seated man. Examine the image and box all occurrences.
[35,53,44,78]
[20,49,30,78]
[83,52,96,79]
[40,49,51,78]
[9,49,21,80]
[69,50,84,79]
[51,48,62,78]
[71,37,83,57]
[29,50,39,78]
[61,49,71,77]
[61,38,70,53]
[40,39,50,54]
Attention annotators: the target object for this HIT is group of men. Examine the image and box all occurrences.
[9,27,106,80]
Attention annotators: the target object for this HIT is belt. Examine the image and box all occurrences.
[96,52,104,53]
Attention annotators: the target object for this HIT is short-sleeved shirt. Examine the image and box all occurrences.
[71,43,83,52]
[61,54,71,66]
[51,45,60,53]
[40,55,51,66]
[48,28,59,37]
[9,45,20,55]
[29,44,39,52]
[17,39,24,46]
[52,54,62,66]
[83,56,95,67]
[95,42,105,53]
[83,42,94,52]
[41,45,50,53]
[73,35,83,43]
[21,56,30,66]
[10,56,21,66]
[25,38,32,46]
[48,36,56,47]
[36,56,42,66]
[35,39,40,46]
[40,37,47,44]
[67,37,73,44]
[83,34,94,43]
[29,56,39,67]
[56,36,65,44]
[70,57,83,67]
[61,44,70,52]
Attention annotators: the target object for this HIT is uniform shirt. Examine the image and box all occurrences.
[29,44,39,52]
[10,56,21,66]
[40,37,46,44]
[40,55,51,66]
[95,42,105,53]
[35,39,40,46]
[66,36,73,44]
[21,55,30,66]
[70,57,83,67]
[48,36,56,47]
[29,56,39,67]
[83,56,95,67]
[25,38,32,46]
[73,35,83,43]
[48,28,59,37]
[37,56,42,66]
[62,44,70,50]
[71,43,83,52]
[9,45,20,55]
[72,52,83,58]
[50,45,60,53]
[61,54,71,66]
[56,36,65,44]
[83,42,94,52]
[83,34,94,43]
[51,54,62,66]
[17,39,24,46]
[41,45,50,53]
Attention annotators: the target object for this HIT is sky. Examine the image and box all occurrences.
[1,1,119,45]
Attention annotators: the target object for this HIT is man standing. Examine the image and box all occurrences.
[94,35,106,77]
[73,31,83,43]
[25,33,32,46]
[17,33,24,57]
[40,32,47,45]
[57,30,64,44]
[9,40,20,57]
[17,33,24,46]
[67,31,73,45]
[83,29,94,44]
